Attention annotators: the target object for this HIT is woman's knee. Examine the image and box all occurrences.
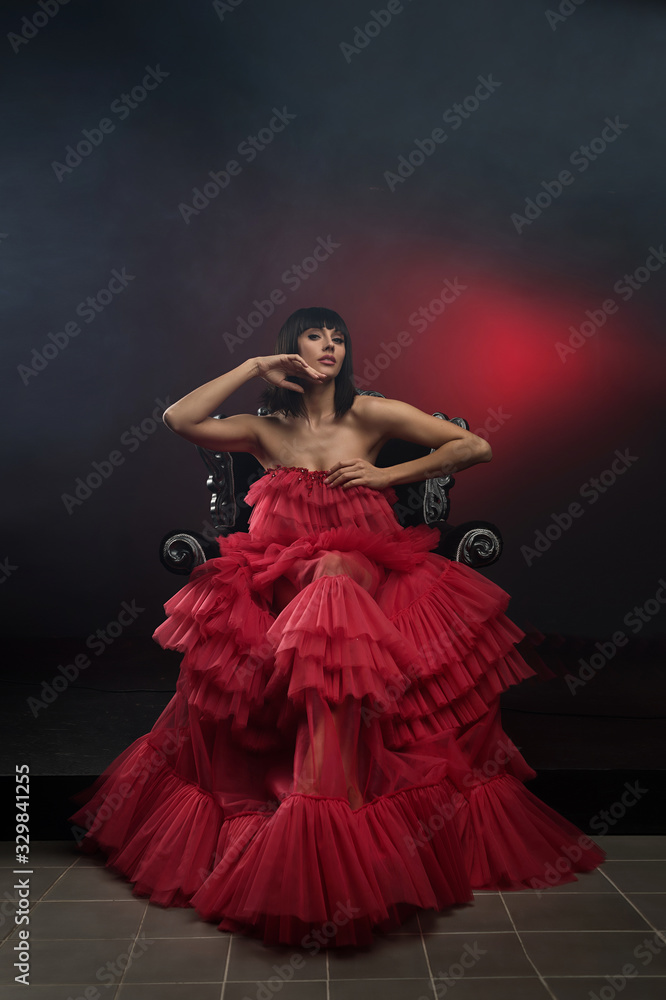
[312,551,379,592]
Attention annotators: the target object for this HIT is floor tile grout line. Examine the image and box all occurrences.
[325,933,329,1000]
[14,927,666,943]
[5,976,666,986]
[416,911,437,999]
[10,927,666,941]
[219,926,231,1000]
[0,864,79,945]
[8,845,666,992]
[115,900,149,993]
[596,869,666,946]
[498,891,559,1000]
[544,975,666,980]
[0,863,80,870]
[412,928,658,935]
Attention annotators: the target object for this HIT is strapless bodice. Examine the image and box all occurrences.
[243,464,402,543]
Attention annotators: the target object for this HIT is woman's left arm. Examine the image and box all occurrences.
[327,396,492,490]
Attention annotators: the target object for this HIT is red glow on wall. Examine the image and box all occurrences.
[344,243,661,456]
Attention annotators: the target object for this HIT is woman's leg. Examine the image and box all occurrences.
[270,551,377,809]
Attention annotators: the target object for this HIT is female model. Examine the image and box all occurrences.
[71,306,604,947]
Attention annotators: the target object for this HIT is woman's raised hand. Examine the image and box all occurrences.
[255,354,328,393]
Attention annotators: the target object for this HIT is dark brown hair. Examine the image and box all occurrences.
[258,306,357,419]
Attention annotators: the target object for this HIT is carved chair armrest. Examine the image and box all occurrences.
[158,530,219,575]
[435,520,504,569]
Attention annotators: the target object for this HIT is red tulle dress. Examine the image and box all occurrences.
[70,464,605,946]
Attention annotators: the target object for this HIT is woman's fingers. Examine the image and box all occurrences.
[265,354,327,388]
[280,377,304,392]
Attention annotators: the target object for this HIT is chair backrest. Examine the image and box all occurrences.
[196,389,470,535]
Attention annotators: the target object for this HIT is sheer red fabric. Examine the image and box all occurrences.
[70,465,605,946]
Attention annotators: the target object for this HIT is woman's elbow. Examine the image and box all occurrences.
[472,437,492,462]
[162,408,182,432]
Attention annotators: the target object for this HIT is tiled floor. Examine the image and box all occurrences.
[1,837,665,999]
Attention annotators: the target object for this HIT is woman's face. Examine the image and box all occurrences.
[297,325,346,379]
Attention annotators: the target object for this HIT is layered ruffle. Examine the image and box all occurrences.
[191,784,474,946]
[376,557,538,745]
[249,521,439,590]
[71,726,605,931]
[454,772,606,890]
[70,733,226,907]
[263,574,426,713]
[70,465,606,946]
[152,510,536,747]
[152,538,278,734]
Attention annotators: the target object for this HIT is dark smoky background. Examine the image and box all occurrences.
[2,0,665,648]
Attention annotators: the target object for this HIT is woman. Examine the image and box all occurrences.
[71,306,605,947]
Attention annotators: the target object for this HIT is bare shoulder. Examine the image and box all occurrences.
[353,393,419,428]
[351,393,419,444]
[353,393,490,452]
[351,392,393,416]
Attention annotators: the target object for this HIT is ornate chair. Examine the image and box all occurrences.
[159,390,503,575]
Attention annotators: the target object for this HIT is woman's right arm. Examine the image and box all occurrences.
[162,358,261,452]
[162,354,325,452]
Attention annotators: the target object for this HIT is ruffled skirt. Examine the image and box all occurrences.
[70,515,605,946]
